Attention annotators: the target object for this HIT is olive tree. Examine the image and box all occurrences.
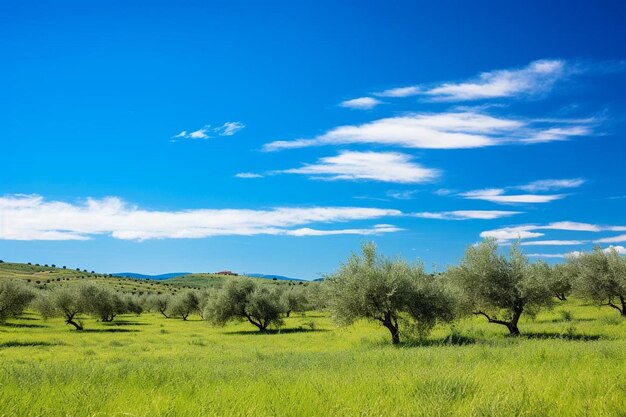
[149,294,172,318]
[280,286,308,317]
[573,246,626,316]
[169,290,201,320]
[547,262,574,301]
[205,279,285,331]
[34,286,89,330]
[324,242,454,345]
[447,239,552,336]
[81,285,126,322]
[0,280,34,323]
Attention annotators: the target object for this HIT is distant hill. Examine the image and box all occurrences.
[247,273,304,282]
[112,272,191,280]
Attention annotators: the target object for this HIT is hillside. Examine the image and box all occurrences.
[0,262,308,294]
[112,272,192,280]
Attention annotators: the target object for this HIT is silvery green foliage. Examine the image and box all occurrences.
[169,290,202,320]
[280,286,308,317]
[0,280,34,323]
[546,262,574,301]
[205,279,285,331]
[325,242,454,344]
[446,239,552,335]
[35,285,91,330]
[572,246,626,316]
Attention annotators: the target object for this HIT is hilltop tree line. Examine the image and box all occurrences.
[1,239,625,344]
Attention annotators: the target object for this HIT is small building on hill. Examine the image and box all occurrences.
[216,270,238,276]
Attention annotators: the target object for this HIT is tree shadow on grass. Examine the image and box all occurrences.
[223,328,330,336]
[524,332,602,341]
[83,328,139,333]
[101,321,148,326]
[1,322,48,329]
[0,340,56,349]
[403,334,478,347]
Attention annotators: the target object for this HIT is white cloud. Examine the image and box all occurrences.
[595,234,626,244]
[275,151,440,184]
[374,59,566,102]
[425,60,565,101]
[517,178,585,192]
[235,172,263,179]
[172,121,245,140]
[539,221,600,232]
[285,224,401,236]
[340,97,382,110]
[460,188,565,204]
[529,245,626,259]
[520,240,586,246]
[216,121,246,136]
[262,111,594,152]
[413,210,521,220]
[0,194,402,241]
[386,190,419,200]
[527,253,567,259]
[605,245,626,255]
[375,86,421,98]
[479,226,544,241]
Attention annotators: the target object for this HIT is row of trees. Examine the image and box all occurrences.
[325,240,626,344]
[2,240,624,344]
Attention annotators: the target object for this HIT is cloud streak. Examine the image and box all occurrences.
[340,97,382,109]
[172,121,245,140]
[0,195,402,241]
[274,151,440,184]
[374,59,566,101]
[413,210,522,220]
[262,111,594,152]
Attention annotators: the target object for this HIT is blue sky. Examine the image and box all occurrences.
[1,1,626,279]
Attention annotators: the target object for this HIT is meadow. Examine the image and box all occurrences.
[1,298,626,417]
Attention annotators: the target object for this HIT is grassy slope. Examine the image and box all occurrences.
[1,299,626,416]
[0,262,302,295]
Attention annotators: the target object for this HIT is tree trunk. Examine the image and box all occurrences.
[382,312,400,345]
[474,303,523,336]
[245,313,267,332]
[621,296,626,317]
[286,310,291,318]
[503,302,522,335]
[159,309,169,318]
[66,318,83,331]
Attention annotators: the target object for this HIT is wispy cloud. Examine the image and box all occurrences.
[340,97,382,110]
[520,240,586,246]
[529,245,626,259]
[460,188,565,204]
[375,85,421,98]
[235,172,263,179]
[480,221,626,244]
[216,121,246,136]
[172,121,245,140]
[262,111,594,152]
[517,178,585,192]
[285,224,401,236]
[595,234,626,244]
[480,226,544,241]
[375,59,566,101]
[274,151,440,184]
[459,178,584,204]
[0,194,402,241]
[413,210,522,220]
[386,190,419,200]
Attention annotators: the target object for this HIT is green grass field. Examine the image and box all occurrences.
[1,296,626,417]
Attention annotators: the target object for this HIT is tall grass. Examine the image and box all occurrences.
[1,299,625,416]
